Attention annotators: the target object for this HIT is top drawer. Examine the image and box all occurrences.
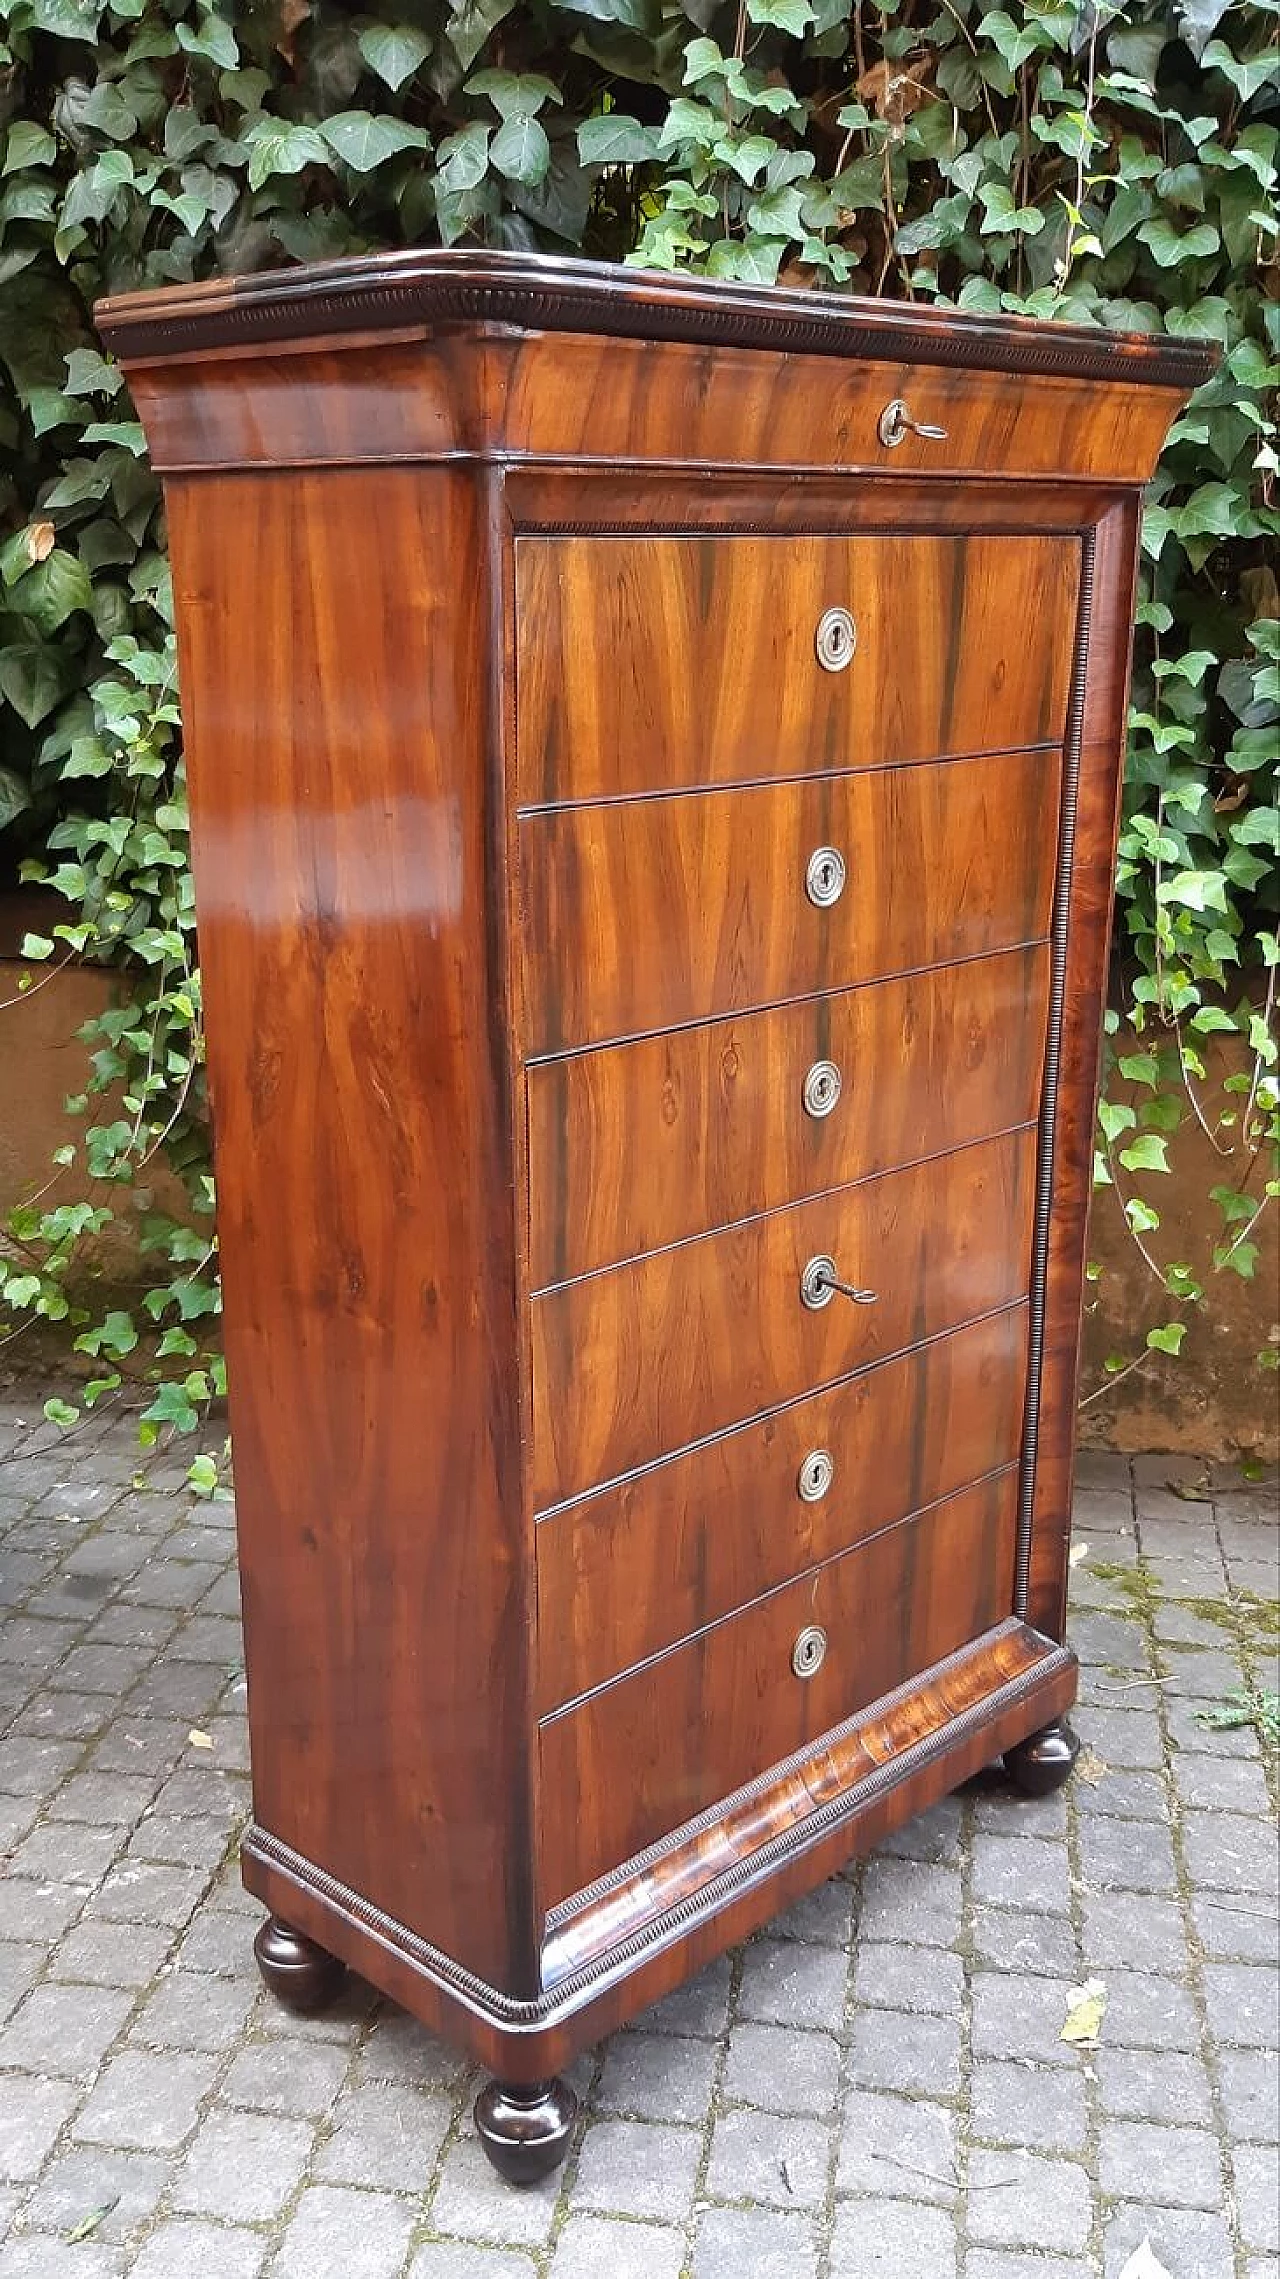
[515,532,1081,806]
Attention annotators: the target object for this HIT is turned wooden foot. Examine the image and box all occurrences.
[474,2077,577,2184]
[1004,1717,1080,1797]
[253,1915,346,2014]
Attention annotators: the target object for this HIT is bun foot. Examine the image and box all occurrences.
[474,2077,577,2185]
[253,1915,345,2014]
[1004,1717,1080,1798]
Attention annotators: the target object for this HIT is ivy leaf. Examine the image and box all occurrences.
[1119,1133,1171,1174]
[175,11,239,70]
[1146,1322,1187,1356]
[435,121,491,193]
[243,119,331,190]
[0,643,76,725]
[467,68,560,117]
[357,24,433,89]
[1137,218,1220,265]
[1175,0,1232,59]
[8,550,94,633]
[745,0,816,33]
[319,113,430,171]
[3,124,57,174]
[446,0,517,71]
[577,114,661,164]
[490,113,551,186]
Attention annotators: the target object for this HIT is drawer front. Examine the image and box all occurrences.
[539,1467,1019,1906]
[529,944,1050,1288]
[516,533,1080,805]
[536,1306,1030,1713]
[532,1126,1036,1510]
[520,747,1061,1056]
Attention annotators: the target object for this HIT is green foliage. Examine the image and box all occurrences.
[0,0,1276,1468]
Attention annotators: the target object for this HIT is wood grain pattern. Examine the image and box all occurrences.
[528,944,1051,1287]
[539,1467,1019,1905]
[516,533,1079,804]
[520,747,1063,1056]
[163,466,536,1992]
[536,1305,1031,1712]
[533,1126,1037,1509]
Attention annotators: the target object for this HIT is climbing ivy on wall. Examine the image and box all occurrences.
[0,0,1276,1476]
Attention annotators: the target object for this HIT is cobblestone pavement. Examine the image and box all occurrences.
[1,1394,1277,2279]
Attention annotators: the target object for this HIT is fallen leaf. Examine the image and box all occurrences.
[26,520,55,566]
[66,2197,119,2243]
[1166,1472,1212,1502]
[187,1728,214,1751]
[1061,1977,1107,2047]
[1069,1541,1089,1567]
[1117,2241,1174,2279]
[1075,1745,1109,1786]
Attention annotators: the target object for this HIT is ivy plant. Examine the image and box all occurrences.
[0,0,1276,1486]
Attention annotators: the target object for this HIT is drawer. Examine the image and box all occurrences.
[529,944,1050,1288]
[536,1306,1030,1712]
[532,1125,1036,1510]
[520,746,1061,1056]
[515,533,1081,804]
[539,1466,1019,1905]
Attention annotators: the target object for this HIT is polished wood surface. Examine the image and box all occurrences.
[528,945,1051,1286]
[96,253,1214,2136]
[516,533,1078,804]
[539,1468,1019,1905]
[520,747,1063,1055]
[532,1127,1036,1508]
[536,1306,1030,1712]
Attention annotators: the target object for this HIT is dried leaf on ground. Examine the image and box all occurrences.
[187,1727,214,1750]
[1117,2240,1174,2279]
[1075,1745,1109,1785]
[1061,1977,1108,2047]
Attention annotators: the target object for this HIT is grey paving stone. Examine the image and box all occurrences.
[859,1858,963,1945]
[1094,2046,1213,2126]
[1102,2205,1237,2279]
[49,1919,172,1989]
[408,2252,535,2279]
[171,1909,253,1979]
[1071,1610,1151,1669]
[1189,1889,1279,1963]
[0,1879,85,1944]
[220,2036,350,2117]
[1182,1810,1280,1896]
[1167,1696,1261,1757]
[772,1873,856,1945]
[0,1942,48,2027]
[1073,1707,1165,1769]
[0,2238,124,2278]
[852,1938,965,2016]
[1077,1812,1179,1894]
[7,1822,126,1889]
[3,1982,134,2078]
[125,1810,235,1870]
[835,2090,957,2204]
[970,1975,1078,2070]
[129,1968,259,2053]
[270,2184,416,2279]
[549,2215,686,2279]
[1098,2119,1222,2209]
[694,2205,818,2279]
[594,2030,718,2125]
[877,1795,963,1866]
[573,2118,701,2223]
[706,2104,831,2208]
[72,2047,218,2151]
[722,2022,840,2116]
[1235,2144,1280,2253]
[971,1833,1072,1916]
[1073,1767,1170,1823]
[92,1860,209,1930]
[1103,1973,1202,2052]
[849,2006,961,2096]
[635,1957,732,2040]
[737,1938,846,2030]
[1080,1891,1190,1976]
[1218,2047,1280,2144]
[970,1907,1079,1981]
[828,2196,957,2278]
[967,2256,1092,2279]
[1203,1962,1280,2048]
[431,2138,561,2247]
[312,2081,452,2190]
[0,2075,80,2181]
[46,1774,157,1827]
[128,2221,268,2279]
[170,2109,315,2221]
[0,1799,39,1858]
[967,2148,1092,2252]
[18,2144,167,2246]
[970,2061,1089,2154]
[357,2007,472,2092]
[0,1739,84,1796]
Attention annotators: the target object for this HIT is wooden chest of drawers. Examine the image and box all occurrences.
[98,252,1213,2182]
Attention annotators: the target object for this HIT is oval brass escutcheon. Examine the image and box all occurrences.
[815,606,857,673]
[802,1059,842,1119]
[797,1448,834,1503]
[792,1624,828,1679]
[800,1254,837,1311]
[805,846,846,909]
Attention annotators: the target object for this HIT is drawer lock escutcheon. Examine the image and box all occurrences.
[877,397,950,450]
[800,1254,879,1311]
[802,1059,842,1119]
[805,846,846,909]
[792,1624,828,1680]
[797,1448,834,1503]
[815,607,857,673]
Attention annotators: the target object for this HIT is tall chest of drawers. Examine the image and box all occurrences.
[98,253,1213,2180]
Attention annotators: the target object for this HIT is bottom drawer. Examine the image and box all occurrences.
[539,1467,1019,1907]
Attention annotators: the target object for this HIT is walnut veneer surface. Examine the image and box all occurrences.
[97,252,1215,2111]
